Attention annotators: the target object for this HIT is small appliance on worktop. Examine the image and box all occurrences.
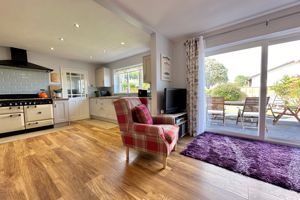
[0,94,54,137]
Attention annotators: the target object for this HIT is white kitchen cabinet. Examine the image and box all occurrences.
[69,98,90,121]
[143,55,151,83]
[96,67,111,87]
[53,99,69,124]
[89,98,117,122]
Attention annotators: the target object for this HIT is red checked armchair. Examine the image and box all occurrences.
[113,97,179,169]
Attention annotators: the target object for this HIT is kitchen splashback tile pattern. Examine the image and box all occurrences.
[0,68,49,94]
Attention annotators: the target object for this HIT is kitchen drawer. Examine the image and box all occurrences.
[24,104,53,122]
[0,113,25,133]
[26,119,54,129]
[0,106,23,114]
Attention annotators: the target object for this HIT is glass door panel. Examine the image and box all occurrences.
[266,39,300,143]
[64,71,87,98]
[205,47,262,137]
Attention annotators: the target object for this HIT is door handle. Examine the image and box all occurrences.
[37,112,42,114]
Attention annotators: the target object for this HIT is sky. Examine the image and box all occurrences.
[207,39,300,82]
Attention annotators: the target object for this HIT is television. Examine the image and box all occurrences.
[163,88,187,114]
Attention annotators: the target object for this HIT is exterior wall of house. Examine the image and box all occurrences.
[250,61,300,87]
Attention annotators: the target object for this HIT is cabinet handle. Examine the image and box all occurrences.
[37,112,42,114]
[9,114,21,118]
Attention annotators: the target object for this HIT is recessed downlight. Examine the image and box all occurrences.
[59,37,64,41]
[103,49,107,53]
[50,47,54,51]
[90,56,93,59]
[74,23,80,28]
[121,42,125,45]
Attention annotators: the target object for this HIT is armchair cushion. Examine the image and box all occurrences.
[133,104,153,124]
[152,115,175,125]
[161,125,179,144]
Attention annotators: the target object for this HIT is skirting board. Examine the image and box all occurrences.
[90,115,118,124]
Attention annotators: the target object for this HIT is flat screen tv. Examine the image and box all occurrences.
[163,88,187,114]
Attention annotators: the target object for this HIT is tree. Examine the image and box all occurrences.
[234,75,249,87]
[205,58,228,88]
[208,83,244,101]
[271,75,300,106]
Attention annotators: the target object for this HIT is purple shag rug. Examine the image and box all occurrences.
[181,132,300,192]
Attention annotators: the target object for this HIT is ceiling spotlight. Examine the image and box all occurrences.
[121,42,125,45]
[50,47,54,51]
[59,37,64,41]
[90,56,93,59]
[103,49,107,53]
[74,23,80,28]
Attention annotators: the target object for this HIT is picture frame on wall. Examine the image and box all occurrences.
[161,54,171,81]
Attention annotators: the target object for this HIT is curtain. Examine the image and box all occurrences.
[185,36,206,136]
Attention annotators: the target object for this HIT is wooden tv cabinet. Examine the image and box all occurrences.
[161,112,188,138]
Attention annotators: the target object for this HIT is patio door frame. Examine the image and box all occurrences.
[204,32,300,148]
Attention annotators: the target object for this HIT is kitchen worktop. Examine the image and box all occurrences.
[90,96,121,99]
[52,98,69,101]
[90,96,151,99]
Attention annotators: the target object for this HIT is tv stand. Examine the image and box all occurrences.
[161,112,188,138]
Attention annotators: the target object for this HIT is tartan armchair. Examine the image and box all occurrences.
[113,97,179,169]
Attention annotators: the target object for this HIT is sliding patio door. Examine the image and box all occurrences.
[205,35,300,146]
[266,39,300,144]
[205,46,262,137]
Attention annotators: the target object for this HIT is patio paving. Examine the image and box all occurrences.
[207,116,300,144]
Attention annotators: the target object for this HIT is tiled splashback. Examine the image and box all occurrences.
[0,68,49,94]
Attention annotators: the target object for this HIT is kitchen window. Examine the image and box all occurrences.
[114,65,150,94]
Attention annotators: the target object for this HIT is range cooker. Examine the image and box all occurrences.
[0,94,54,137]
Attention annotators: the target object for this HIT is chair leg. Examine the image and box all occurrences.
[163,155,167,169]
[241,116,245,129]
[126,146,129,162]
[173,143,177,151]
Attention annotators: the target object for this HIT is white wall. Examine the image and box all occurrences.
[171,39,187,88]
[150,32,173,114]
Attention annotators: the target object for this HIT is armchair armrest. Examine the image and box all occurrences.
[130,123,164,137]
[152,115,175,125]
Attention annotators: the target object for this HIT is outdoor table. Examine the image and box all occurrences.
[272,105,300,125]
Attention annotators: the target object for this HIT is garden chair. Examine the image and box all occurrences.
[207,97,225,125]
[236,97,270,129]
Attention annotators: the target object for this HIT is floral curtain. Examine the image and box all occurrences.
[185,36,206,136]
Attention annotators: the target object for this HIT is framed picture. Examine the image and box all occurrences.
[161,54,171,81]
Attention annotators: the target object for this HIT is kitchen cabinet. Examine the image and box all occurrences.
[89,98,117,122]
[96,67,111,87]
[53,99,69,124]
[143,55,151,83]
[69,98,89,121]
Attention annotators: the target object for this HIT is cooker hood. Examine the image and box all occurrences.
[0,48,53,72]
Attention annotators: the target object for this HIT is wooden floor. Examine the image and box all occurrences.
[0,119,299,200]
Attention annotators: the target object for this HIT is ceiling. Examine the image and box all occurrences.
[0,0,150,63]
[110,0,300,40]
